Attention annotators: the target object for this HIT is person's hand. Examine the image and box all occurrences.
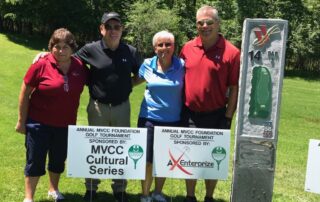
[32,52,49,64]
[15,121,26,134]
[219,116,232,129]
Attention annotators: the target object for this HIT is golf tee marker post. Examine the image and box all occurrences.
[231,19,288,202]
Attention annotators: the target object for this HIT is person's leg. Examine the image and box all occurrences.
[203,108,226,200]
[154,177,166,194]
[141,163,153,196]
[182,112,198,200]
[24,119,48,201]
[85,98,109,193]
[84,178,101,191]
[25,176,40,200]
[48,171,60,192]
[193,108,225,201]
[111,99,130,127]
[152,120,180,196]
[111,100,130,195]
[138,117,154,198]
[205,179,217,197]
[151,177,167,202]
[185,179,197,197]
[87,98,112,126]
[47,126,68,192]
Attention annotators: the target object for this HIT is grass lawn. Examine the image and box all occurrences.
[0,32,319,202]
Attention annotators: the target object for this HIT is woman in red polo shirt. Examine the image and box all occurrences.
[15,28,88,202]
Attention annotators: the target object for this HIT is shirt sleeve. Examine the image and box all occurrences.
[23,61,44,87]
[74,44,90,64]
[138,61,146,79]
[131,47,143,75]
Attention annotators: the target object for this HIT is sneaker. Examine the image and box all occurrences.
[48,190,65,201]
[183,196,197,202]
[23,199,33,202]
[204,196,215,202]
[83,190,97,201]
[151,192,167,202]
[140,196,153,202]
[114,191,129,202]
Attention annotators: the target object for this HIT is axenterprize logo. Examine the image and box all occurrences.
[167,146,193,175]
[211,146,226,170]
[128,145,143,169]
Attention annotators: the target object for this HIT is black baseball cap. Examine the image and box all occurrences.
[101,12,121,24]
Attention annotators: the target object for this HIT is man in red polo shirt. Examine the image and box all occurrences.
[180,5,240,202]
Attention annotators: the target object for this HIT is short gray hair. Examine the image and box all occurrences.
[152,30,175,47]
[196,5,220,22]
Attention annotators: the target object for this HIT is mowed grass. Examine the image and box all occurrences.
[0,32,319,202]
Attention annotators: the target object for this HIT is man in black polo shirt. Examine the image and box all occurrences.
[75,12,142,202]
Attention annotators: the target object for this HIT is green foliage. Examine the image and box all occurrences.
[0,0,319,71]
[205,0,242,47]
[125,0,187,57]
[1,33,320,201]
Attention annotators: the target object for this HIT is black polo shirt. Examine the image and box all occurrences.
[75,40,142,105]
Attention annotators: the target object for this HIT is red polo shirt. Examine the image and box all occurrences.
[180,35,240,112]
[24,54,88,127]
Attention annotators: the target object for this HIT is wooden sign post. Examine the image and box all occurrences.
[231,19,288,202]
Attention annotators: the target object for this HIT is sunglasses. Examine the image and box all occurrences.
[157,43,172,48]
[105,24,122,31]
[197,19,215,26]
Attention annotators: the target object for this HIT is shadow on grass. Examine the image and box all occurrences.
[284,69,320,81]
[37,192,227,202]
[2,31,47,51]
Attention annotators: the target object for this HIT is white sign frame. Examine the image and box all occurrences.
[67,125,147,180]
[305,139,320,194]
[153,126,230,180]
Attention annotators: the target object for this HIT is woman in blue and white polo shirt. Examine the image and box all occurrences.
[137,30,185,202]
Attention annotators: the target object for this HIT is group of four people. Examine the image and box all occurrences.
[15,5,240,202]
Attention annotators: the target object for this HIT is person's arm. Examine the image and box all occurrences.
[225,48,240,120]
[32,52,49,64]
[130,44,145,87]
[15,82,34,134]
[132,73,145,87]
[225,85,238,119]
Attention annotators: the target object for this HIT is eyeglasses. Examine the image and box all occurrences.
[197,19,215,26]
[157,43,172,48]
[105,24,122,31]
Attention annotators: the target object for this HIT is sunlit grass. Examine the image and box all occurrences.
[1,33,319,202]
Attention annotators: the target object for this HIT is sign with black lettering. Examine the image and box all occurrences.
[67,126,147,179]
[153,126,230,179]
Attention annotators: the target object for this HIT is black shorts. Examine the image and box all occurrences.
[138,117,181,163]
[180,105,229,129]
[24,119,68,176]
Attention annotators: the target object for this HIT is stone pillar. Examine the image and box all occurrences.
[231,19,288,202]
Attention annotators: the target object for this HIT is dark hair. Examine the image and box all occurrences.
[48,28,78,51]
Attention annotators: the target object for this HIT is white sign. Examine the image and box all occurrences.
[153,126,230,180]
[305,139,320,194]
[67,125,147,179]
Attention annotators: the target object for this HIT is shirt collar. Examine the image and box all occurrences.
[194,34,224,50]
[101,39,122,50]
[47,53,75,73]
[48,53,58,66]
[150,56,180,73]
